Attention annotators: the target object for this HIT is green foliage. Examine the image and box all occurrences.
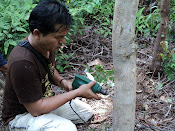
[84,64,114,88]
[63,0,114,37]
[1,0,174,79]
[168,0,175,40]
[135,7,161,37]
[135,7,147,36]
[164,53,175,81]
[56,50,74,73]
[66,0,174,39]
[135,1,175,39]
[66,0,175,39]
[159,41,175,81]
[92,0,114,37]
[170,0,175,22]
[105,124,110,131]
[0,0,37,56]
[157,82,163,90]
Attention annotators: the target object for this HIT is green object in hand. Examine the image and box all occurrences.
[72,74,108,95]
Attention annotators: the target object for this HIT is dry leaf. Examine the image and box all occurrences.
[160,96,166,101]
[144,104,149,111]
[88,58,102,67]
[147,118,157,126]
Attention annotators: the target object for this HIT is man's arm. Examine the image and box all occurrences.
[24,81,101,117]
[52,68,72,91]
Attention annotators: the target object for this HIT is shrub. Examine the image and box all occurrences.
[0,0,37,57]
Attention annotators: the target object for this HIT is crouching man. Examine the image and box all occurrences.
[2,0,101,130]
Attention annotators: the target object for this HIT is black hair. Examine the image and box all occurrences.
[29,0,72,35]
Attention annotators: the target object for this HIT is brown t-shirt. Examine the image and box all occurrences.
[2,44,55,122]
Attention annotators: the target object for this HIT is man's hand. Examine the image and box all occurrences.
[61,79,72,91]
[77,81,101,100]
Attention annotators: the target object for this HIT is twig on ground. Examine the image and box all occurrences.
[164,104,172,117]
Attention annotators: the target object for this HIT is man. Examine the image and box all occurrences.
[2,0,101,130]
[0,53,7,89]
[0,53,7,77]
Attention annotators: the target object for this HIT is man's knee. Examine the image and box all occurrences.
[9,113,77,131]
[39,114,77,131]
[52,99,93,124]
[69,99,93,124]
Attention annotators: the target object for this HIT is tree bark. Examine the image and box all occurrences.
[112,0,139,130]
[150,0,170,75]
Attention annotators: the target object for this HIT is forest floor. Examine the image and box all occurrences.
[0,21,175,131]
[61,27,175,131]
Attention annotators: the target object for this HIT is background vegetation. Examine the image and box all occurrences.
[0,0,174,82]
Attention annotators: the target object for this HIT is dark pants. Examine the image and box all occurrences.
[0,54,7,66]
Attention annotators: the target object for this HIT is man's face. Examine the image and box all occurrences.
[38,25,69,52]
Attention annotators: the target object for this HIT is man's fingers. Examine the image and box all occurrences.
[87,81,101,100]
[87,80,96,88]
[93,94,102,100]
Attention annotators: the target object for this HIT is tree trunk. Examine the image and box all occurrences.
[150,0,170,75]
[112,0,139,130]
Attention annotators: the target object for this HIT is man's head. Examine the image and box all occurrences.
[29,0,72,36]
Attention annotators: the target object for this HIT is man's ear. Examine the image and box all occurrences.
[33,29,42,39]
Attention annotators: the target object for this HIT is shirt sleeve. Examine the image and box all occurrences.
[9,60,43,104]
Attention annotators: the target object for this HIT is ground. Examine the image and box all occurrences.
[66,28,175,131]
[0,27,175,131]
